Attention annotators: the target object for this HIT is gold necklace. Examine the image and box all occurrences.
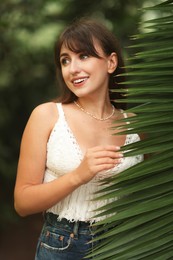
[74,101,115,121]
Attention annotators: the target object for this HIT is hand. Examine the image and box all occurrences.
[73,145,123,185]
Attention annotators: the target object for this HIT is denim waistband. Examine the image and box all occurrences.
[44,212,99,236]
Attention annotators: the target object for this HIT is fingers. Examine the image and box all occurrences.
[95,151,123,159]
[96,157,122,166]
[85,145,123,170]
[87,145,123,160]
[92,145,120,152]
[94,163,116,173]
[75,145,124,185]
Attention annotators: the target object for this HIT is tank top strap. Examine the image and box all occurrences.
[56,103,65,119]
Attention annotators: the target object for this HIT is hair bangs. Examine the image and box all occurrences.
[61,30,100,58]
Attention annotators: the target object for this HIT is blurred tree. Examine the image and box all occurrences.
[0,0,160,225]
[0,0,61,225]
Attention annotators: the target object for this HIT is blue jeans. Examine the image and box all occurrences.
[35,213,103,260]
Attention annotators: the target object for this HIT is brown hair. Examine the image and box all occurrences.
[54,18,127,109]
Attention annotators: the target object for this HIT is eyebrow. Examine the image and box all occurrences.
[60,53,69,58]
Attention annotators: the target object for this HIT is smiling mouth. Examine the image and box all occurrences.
[73,77,88,84]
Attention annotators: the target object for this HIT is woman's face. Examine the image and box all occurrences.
[59,41,117,99]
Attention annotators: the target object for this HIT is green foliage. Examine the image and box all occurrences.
[89,0,173,258]
[0,0,60,224]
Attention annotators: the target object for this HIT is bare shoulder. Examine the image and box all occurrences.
[32,102,58,119]
[25,102,58,135]
[32,102,58,122]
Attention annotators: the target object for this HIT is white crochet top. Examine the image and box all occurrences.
[44,103,143,223]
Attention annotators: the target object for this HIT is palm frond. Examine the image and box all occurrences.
[89,0,173,259]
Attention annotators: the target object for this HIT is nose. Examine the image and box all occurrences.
[69,59,81,75]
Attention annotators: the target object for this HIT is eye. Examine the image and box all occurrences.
[60,57,70,66]
[79,53,89,60]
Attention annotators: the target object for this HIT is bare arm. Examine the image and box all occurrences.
[14,103,81,216]
[14,103,122,217]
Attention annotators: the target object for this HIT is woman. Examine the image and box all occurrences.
[14,18,143,259]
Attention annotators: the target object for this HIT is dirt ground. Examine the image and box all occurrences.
[0,214,43,260]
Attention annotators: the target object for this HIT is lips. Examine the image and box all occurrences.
[72,77,88,86]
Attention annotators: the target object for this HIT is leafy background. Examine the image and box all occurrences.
[0,0,168,259]
[89,1,173,259]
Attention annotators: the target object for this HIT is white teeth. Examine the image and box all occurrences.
[73,78,87,84]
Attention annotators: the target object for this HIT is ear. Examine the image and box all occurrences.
[107,52,118,73]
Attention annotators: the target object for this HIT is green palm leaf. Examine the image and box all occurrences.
[89,0,173,259]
